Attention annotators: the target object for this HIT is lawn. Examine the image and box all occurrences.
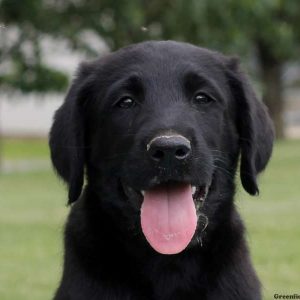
[0,139,299,300]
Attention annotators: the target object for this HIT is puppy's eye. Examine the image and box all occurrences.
[193,93,214,105]
[115,97,136,109]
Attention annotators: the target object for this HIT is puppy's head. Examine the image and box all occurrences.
[49,41,274,254]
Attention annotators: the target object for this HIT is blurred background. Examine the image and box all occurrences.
[0,1,299,299]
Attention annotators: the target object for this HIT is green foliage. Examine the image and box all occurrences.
[0,0,68,92]
[0,0,44,26]
[0,63,68,92]
[1,0,299,93]
[225,0,300,61]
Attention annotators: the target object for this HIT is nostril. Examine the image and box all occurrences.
[175,147,190,160]
[152,149,165,161]
[147,135,191,163]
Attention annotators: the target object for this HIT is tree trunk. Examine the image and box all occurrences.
[257,41,285,139]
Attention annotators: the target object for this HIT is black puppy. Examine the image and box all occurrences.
[50,41,274,300]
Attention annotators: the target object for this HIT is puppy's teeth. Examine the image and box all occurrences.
[192,186,196,195]
[141,190,145,196]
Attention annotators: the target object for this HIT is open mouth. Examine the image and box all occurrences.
[122,181,210,255]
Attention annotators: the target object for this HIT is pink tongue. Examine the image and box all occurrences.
[141,183,197,255]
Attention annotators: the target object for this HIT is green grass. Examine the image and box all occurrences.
[0,139,67,300]
[2,138,49,160]
[237,139,300,298]
[0,139,299,300]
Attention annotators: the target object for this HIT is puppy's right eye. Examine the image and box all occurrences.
[193,92,214,105]
[115,97,136,109]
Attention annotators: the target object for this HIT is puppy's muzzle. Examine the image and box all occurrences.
[147,135,191,165]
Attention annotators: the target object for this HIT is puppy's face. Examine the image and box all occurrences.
[88,44,231,198]
[50,41,274,254]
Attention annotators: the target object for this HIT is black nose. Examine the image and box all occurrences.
[147,135,191,163]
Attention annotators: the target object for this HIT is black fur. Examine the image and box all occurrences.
[49,41,274,300]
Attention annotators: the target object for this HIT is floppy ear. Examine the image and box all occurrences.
[49,63,94,204]
[226,58,275,195]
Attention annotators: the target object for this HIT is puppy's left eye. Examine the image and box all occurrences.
[115,97,136,109]
[193,93,214,105]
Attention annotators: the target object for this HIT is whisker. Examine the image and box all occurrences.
[213,158,232,167]
[210,149,229,154]
[213,165,234,179]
